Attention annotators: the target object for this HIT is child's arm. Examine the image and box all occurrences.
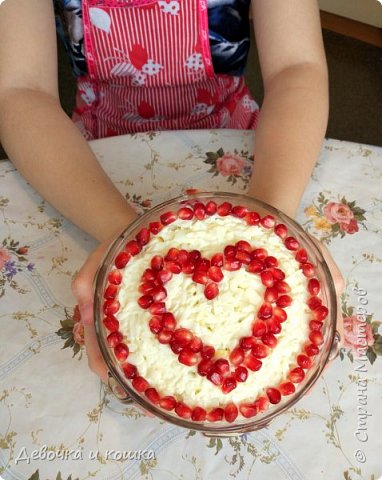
[0,0,136,241]
[248,0,329,219]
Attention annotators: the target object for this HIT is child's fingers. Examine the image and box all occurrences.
[83,323,109,384]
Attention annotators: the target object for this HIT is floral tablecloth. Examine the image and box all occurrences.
[0,130,381,480]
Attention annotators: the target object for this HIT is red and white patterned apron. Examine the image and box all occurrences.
[73,0,259,139]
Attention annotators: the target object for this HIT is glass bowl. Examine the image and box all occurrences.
[94,192,340,436]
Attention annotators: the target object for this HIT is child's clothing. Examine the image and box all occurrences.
[54,0,259,139]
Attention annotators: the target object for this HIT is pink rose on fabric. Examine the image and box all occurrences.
[343,315,374,356]
[340,218,359,234]
[73,322,85,346]
[323,202,354,225]
[216,153,245,177]
[0,248,11,270]
[72,305,81,323]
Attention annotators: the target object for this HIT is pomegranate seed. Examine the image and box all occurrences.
[207,408,224,422]
[211,253,224,267]
[151,255,164,271]
[252,320,267,337]
[305,343,319,356]
[251,344,269,359]
[151,286,167,302]
[108,269,122,285]
[245,211,261,225]
[175,402,192,419]
[254,396,269,412]
[157,329,172,344]
[232,205,248,218]
[261,215,275,228]
[260,271,274,287]
[308,278,321,296]
[222,377,237,394]
[122,363,137,379]
[262,332,277,348]
[258,303,273,320]
[264,256,278,268]
[125,240,142,256]
[193,270,209,285]
[170,340,183,354]
[224,259,241,271]
[139,281,156,294]
[194,202,206,220]
[217,201,232,216]
[234,366,248,382]
[195,258,210,271]
[244,354,262,371]
[184,188,199,195]
[115,252,131,269]
[252,248,268,260]
[279,382,296,396]
[285,237,299,251]
[132,376,149,392]
[149,316,163,334]
[145,387,160,404]
[149,302,166,314]
[267,316,282,334]
[295,248,308,263]
[288,367,305,383]
[240,336,257,350]
[178,207,194,220]
[160,396,176,411]
[309,320,323,331]
[182,261,196,275]
[157,269,173,284]
[149,222,163,234]
[236,250,252,265]
[236,240,251,252]
[273,307,287,322]
[275,223,288,239]
[136,228,150,246]
[308,296,322,310]
[275,281,291,294]
[137,295,154,309]
[189,250,201,263]
[201,345,215,360]
[166,261,182,274]
[142,268,156,282]
[103,299,120,315]
[207,370,223,385]
[239,403,258,418]
[225,403,239,422]
[301,262,315,277]
[172,328,193,347]
[297,354,313,369]
[266,387,281,404]
[277,295,292,308]
[314,305,329,321]
[188,336,203,353]
[103,315,119,332]
[214,359,230,376]
[160,211,177,225]
[165,248,180,261]
[104,284,118,299]
[178,349,199,366]
[192,406,207,421]
[264,287,278,303]
[247,259,264,273]
[198,358,213,376]
[269,267,285,280]
[309,330,324,345]
[114,343,129,361]
[229,347,245,366]
[205,200,217,215]
[224,245,236,259]
[208,266,224,282]
[205,282,219,300]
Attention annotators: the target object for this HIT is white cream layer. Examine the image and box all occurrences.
[117,216,310,408]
